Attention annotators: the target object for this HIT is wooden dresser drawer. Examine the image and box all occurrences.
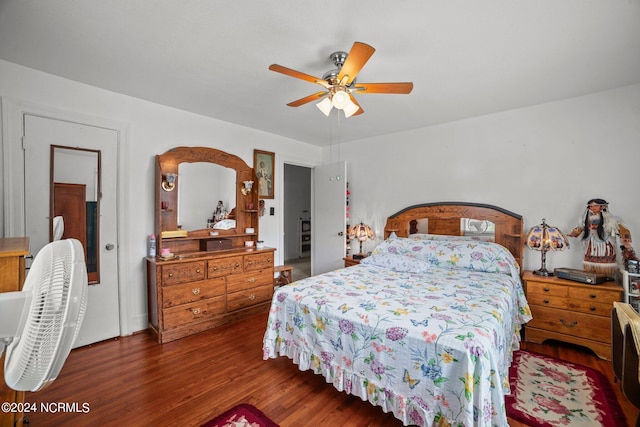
[208,256,243,277]
[526,280,568,297]
[162,277,226,308]
[162,296,226,330]
[227,269,273,293]
[244,252,274,272]
[227,284,273,312]
[567,286,619,303]
[525,292,567,309]
[162,261,206,285]
[528,305,611,344]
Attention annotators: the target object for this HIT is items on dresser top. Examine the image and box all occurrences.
[554,267,609,285]
[523,270,622,360]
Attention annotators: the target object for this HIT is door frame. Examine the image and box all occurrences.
[1,97,130,336]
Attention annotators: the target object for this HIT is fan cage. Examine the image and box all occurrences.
[4,239,88,392]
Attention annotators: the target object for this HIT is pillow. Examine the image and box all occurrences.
[409,233,495,243]
[370,237,519,278]
[360,252,432,273]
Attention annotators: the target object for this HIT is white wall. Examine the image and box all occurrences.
[334,84,640,273]
[0,59,321,334]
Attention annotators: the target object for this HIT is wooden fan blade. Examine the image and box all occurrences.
[353,82,413,94]
[337,42,375,85]
[269,64,330,88]
[348,94,364,116]
[287,91,328,107]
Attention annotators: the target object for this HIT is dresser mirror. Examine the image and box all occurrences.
[177,162,236,231]
[155,146,259,255]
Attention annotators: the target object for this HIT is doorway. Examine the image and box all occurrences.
[283,164,311,281]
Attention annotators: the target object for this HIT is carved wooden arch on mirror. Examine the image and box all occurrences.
[155,146,259,255]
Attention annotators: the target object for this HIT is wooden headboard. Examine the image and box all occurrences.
[384,202,525,268]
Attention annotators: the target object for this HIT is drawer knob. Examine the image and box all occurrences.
[168,273,173,277]
[590,306,596,311]
[248,277,255,283]
[589,294,596,299]
[543,287,550,292]
[196,269,201,273]
[248,294,255,300]
[543,299,550,304]
[213,266,218,271]
[560,318,577,328]
[267,258,271,262]
[192,308,201,315]
[235,263,240,268]
[247,261,253,265]
[192,288,200,295]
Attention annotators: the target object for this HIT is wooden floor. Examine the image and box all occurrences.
[20,311,639,427]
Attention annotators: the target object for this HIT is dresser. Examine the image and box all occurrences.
[0,237,29,427]
[147,248,275,343]
[523,270,623,360]
[148,146,275,343]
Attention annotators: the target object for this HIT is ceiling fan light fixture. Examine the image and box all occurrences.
[316,97,332,116]
[343,100,359,118]
[331,89,350,109]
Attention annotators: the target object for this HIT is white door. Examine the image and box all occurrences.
[312,161,347,275]
[23,114,120,347]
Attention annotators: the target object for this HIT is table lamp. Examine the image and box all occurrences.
[526,218,569,276]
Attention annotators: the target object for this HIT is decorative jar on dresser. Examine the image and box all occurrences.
[523,270,622,360]
[146,147,275,343]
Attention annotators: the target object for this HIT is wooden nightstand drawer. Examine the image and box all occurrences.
[525,292,567,309]
[568,286,619,303]
[528,305,611,344]
[526,280,568,297]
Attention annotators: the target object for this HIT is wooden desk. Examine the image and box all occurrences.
[0,237,29,427]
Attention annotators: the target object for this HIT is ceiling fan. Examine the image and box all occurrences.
[269,42,413,118]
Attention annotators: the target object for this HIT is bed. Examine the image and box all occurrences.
[263,202,532,426]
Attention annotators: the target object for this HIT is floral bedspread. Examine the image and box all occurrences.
[263,237,532,427]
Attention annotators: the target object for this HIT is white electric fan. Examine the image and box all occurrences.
[0,238,88,392]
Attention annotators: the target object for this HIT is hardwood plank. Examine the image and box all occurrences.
[21,312,638,426]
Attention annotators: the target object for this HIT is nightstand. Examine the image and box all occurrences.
[343,256,363,267]
[522,270,623,360]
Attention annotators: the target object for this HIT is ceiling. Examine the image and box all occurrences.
[1,1,639,147]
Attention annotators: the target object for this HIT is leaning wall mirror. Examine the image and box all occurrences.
[50,145,101,284]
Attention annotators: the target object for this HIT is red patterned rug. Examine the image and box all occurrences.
[201,403,278,427]
[506,350,625,427]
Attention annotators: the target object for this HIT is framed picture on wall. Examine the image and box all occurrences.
[254,149,275,199]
